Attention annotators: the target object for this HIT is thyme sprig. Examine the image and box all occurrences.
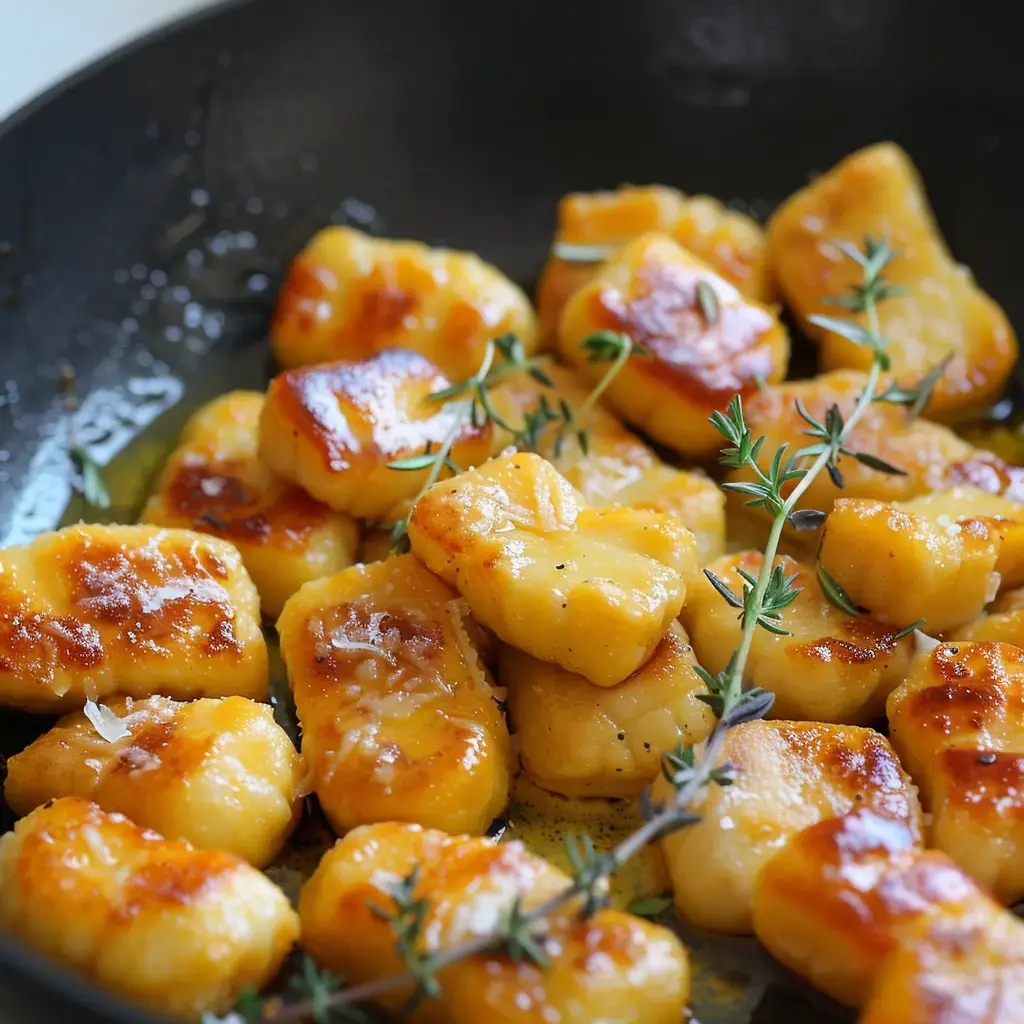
[383,330,642,552]
[234,236,908,1023]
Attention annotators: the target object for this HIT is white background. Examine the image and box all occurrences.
[0,0,223,124]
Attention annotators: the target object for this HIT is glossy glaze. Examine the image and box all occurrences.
[142,390,358,617]
[0,524,267,711]
[277,554,511,835]
[5,695,304,866]
[0,797,298,1020]
[652,720,922,934]
[270,226,537,381]
[556,232,789,456]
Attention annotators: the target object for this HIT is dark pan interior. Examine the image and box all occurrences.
[2,1,1024,1020]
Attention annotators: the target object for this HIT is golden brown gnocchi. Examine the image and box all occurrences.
[753,808,984,1007]
[859,903,1024,1024]
[277,554,511,836]
[768,142,1017,422]
[270,225,537,380]
[408,451,694,687]
[501,622,715,797]
[0,524,267,712]
[651,720,922,934]
[299,821,690,1024]
[536,184,773,344]
[5,694,304,867]
[954,586,1024,646]
[684,551,915,724]
[887,641,1024,904]
[141,390,359,617]
[258,348,496,520]
[818,497,1013,634]
[556,232,790,457]
[0,797,299,1020]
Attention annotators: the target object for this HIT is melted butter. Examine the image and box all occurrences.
[500,775,666,908]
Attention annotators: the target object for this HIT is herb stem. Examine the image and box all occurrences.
[574,338,633,425]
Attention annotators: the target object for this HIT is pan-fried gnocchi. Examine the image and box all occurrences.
[141,390,359,617]
[0,524,267,711]
[491,359,725,565]
[887,641,1024,904]
[535,184,772,343]
[650,720,922,934]
[501,622,715,797]
[753,809,985,1007]
[277,554,511,836]
[859,903,1024,1024]
[769,142,1017,422]
[4,695,304,867]
[726,370,1024,528]
[299,821,691,1024]
[408,451,695,686]
[270,225,537,380]
[818,497,1016,634]
[683,551,915,723]
[258,348,496,520]
[954,586,1024,646]
[556,232,790,456]
[0,797,299,1020]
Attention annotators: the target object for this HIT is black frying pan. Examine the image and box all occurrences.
[2,1,1023,1021]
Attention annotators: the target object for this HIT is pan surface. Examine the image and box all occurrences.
[2,1,1024,1020]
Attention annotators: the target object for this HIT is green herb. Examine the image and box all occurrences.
[873,353,953,420]
[816,563,868,617]
[551,242,615,263]
[69,445,111,510]
[625,894,673,918]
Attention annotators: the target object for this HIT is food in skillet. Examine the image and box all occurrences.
[5,140,1024,1024]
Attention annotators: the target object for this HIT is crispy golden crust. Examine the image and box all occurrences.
[269,226,537,381]
[277,555,510,836]
[407,451,691,687]
[557,232,789,456]
[259,349,496,520]
[142,391,358,617]
[0,524,267,711]
[887,641,1024,903]
[0,797,298,1019]
[955,587,1024,646]
[501,622,715,797]
[768,142,1017,422]
[651,720,921,934]
[299,821,690,1024]
[859,906,1024,1024]
[753,809,985,1007]
[684,551,914,724]
[536,185,772,344]
[5,695,304,867]
[818,497,1008,634]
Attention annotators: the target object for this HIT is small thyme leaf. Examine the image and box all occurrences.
[703,569,743,609]
[501,897,550,968]
[852,451,907,476]
[578,330,635,363]
[873,353,953,420]
[552,242,615,262]
[387,452,443,471]
[626,894,673,918]
[817,563,867,616]
[69,445,111,510]
[788,508,827,531]
[696,280,720,325]
[891,618,926,640]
